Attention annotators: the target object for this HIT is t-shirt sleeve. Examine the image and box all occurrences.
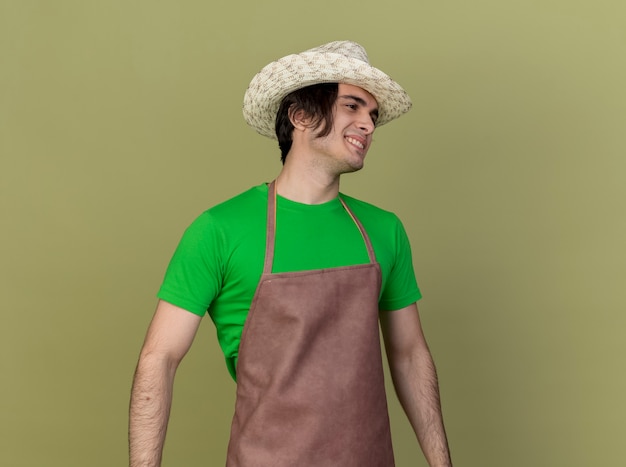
[157,211,224,316]
[378,217,422,311]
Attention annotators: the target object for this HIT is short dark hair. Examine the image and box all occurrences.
[275,83,339,164]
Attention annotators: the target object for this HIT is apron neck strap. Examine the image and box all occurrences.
[263,180,278,275]
[338,196,378,265]
[263,180,377,275]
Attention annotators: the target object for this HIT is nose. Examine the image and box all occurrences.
[358,113,375,135]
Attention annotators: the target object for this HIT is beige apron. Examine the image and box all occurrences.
[226,181,394,466]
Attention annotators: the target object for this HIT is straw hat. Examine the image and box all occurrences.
[243,40,412,139]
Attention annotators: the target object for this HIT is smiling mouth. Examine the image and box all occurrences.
[345,136,365,150]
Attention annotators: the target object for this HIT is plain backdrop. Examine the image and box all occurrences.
[1,1,625,466]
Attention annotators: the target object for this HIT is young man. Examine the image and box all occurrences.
[129,41,452,466]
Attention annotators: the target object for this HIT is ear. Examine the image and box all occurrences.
[288,107,310,131]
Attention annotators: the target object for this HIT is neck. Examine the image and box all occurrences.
[274,165,341,205]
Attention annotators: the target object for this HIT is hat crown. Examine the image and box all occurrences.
[305,40,369,64]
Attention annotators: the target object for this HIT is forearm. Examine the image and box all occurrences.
[129,353,177,467]
[389,347,452,466]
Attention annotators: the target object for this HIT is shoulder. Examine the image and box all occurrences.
[191,184,267,225]
[339,193,412,257]
[182,184,267,241]
[208,184,267,218]
[339,193,401,225]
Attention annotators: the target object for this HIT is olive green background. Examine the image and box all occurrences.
[2,1,625,466]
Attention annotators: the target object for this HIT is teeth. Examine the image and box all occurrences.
[346,137,364,149]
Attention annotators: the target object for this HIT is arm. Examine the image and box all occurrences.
[129,300,203,467]
[380,303,452,466]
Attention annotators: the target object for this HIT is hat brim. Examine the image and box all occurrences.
[243,51,412,139]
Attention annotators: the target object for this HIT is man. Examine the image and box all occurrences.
[129,40,452,466]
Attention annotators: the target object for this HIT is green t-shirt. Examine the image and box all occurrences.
[158,183,421,380]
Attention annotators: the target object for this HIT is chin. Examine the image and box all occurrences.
[342,161,365,174]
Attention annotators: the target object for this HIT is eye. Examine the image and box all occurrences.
[346,103,357,110]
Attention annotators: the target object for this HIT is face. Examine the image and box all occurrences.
[306,83,379,174]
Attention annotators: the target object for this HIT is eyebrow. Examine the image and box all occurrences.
[339,94,380,120]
